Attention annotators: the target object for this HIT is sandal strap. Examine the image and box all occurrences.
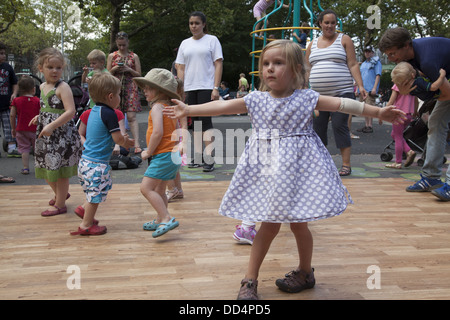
[339,166,351,174]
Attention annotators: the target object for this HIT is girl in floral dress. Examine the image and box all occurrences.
[30,48,82,217]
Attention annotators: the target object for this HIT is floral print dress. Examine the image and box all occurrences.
[110,51,141,113]
[34,81,82,182]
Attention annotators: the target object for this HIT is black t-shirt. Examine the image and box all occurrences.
[0,62,18,111]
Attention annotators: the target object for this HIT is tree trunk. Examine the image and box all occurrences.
[109,0,125,53]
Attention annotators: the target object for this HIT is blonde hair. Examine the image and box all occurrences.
[35,48,65,71]
[88,72,121,103]
[391,62,415,85]
[257,39,307,92]
[87,49,106,64]
[146,86,171,106]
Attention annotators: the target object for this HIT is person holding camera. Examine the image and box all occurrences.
[107,31,142,154]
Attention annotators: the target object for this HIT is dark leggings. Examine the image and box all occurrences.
[313,92,355,149]
[186,90,213,131]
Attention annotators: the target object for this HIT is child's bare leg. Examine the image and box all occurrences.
[80,202,99,229]
[156,180,168,210]
[141,177,170,223]
[290,222,313,273]
[45,178,69,211]
[245,222,281,280]
[21,152,30,169]
[174,171,182,191]
[54,178,70,208]
[46,179,57,196]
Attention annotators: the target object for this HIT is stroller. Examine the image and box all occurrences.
[380,99,447,166]
[67,74,90,128]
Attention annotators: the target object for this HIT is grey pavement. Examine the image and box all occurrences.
[1,104,449,185]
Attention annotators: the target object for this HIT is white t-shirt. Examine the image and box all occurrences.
[176,34,223,92]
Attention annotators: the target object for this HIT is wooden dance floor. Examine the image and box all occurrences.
[1,178,449,300]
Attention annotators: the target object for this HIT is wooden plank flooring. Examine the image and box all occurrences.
[1,178,449,300]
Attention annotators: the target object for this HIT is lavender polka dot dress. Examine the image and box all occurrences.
[219,89,352,223]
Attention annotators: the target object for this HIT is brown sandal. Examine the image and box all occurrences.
[339,165,352,176]
[404,150,416,167]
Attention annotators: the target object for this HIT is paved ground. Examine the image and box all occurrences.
[1,105,449,186]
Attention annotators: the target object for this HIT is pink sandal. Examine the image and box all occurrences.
[41,205,67,217]
[49,193,70,206]
[70,225,107,236]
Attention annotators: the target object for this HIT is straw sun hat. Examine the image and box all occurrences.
[133,68,180,100]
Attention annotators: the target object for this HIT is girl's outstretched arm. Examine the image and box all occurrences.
[316,95,407,125]
[165,98,247,119]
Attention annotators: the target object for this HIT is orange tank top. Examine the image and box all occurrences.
[146,103,178,155]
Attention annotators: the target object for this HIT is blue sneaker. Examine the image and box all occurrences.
[431,183,450,201]
[406,174,443,192]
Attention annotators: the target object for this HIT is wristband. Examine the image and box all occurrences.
[339,98,365,115]
[213,86,219,90]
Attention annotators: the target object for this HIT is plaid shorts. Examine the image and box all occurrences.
[0,109,13,143]
[78,158,112,203]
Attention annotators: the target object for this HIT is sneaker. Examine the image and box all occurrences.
[237,278,258,300]
[431,183,450,201]
[188,160,203,168]
[356,126,366,132]
[7,149,21,158]
[406,174,443,192]
[203,162,215,172]
[275,268,315,293]
[362,126,373,133]
[233,225,257,245]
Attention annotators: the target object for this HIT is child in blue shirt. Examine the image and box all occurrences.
[71,72,134,236]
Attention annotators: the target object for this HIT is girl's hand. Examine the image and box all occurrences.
[378,106,407,125]
[38,123,55,139]
[123,134,135,149]
[29,115,39,126]
[164,99,188,119]
[141,149,151,160]
[398,78,416,95]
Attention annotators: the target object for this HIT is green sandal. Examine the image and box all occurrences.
[143,219,160,231]
[152,217,179,238]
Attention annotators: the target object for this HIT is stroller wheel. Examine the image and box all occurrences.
[380,152,393,162]
[417,158,424,167]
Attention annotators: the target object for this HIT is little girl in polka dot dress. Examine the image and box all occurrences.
[165,40,407,300]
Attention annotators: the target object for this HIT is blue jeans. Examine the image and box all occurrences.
[422,99,450,183]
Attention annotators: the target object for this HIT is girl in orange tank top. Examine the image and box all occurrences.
[133,68,182,238]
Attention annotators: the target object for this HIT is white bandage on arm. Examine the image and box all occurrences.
[338,98,365,115]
